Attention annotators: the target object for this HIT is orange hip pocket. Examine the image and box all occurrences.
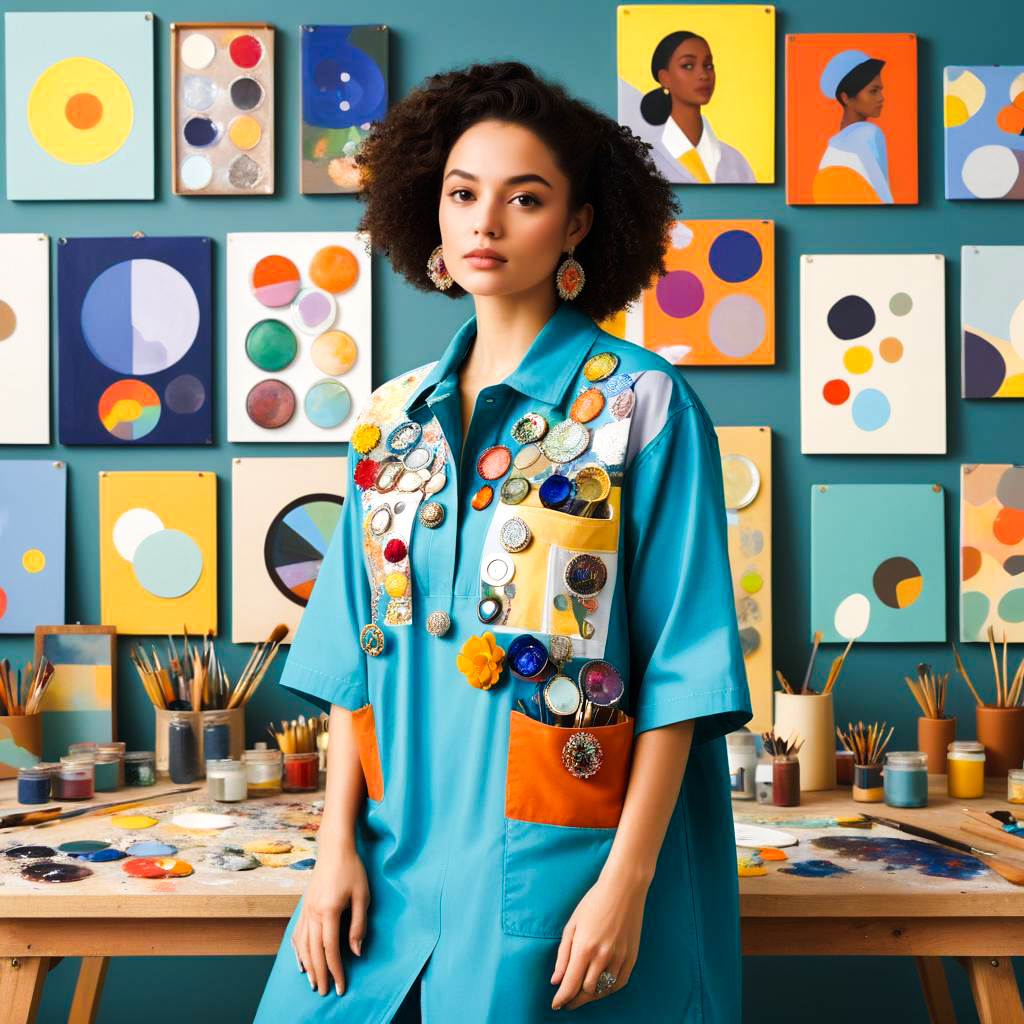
[350,703,383,801]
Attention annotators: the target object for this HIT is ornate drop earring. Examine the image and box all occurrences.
[555,246,584,301]
[426,245,454,290]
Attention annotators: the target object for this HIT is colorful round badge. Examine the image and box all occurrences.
[482,553,515,587]
[583,352,619,383]
[245,319,297,371]
[368,505,392,536]
[387,421,422,453]
[426,610,451,637]
[291,287,336,335]
[564,553,608,597]
[499,516,532,553]
[571,387,605,424]
[579,660,625,706]
[545,674,582,716]
[539,474,573,510]
[602,373,633,396]
[251,255,301,307]
[500,476,530,505]
[472,485,494,510]
[562,731,604,779]
[383,538,407,563]
[419,502,445,528]
[98,379,161,440]
[513,444,542,471]
[311,330,358,375]
[350,423,381,455]
[573,464,611,504]
[360,623,385,656]
[478,596,502,623]
[611,388,635,419]
[374,459,403,492]
[354,458,380,490]
[721,454,761,511]
[549,634,574,666]
[478,445,512,481]
[510,412,548,444]
[508,634,549,679]
[246,380,295,429]
[402,447,432,472]
[540,420,591,464]
[310,245,359,293]
[424,472,447,495]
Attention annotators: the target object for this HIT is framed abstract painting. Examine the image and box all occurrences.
[961,245,1024,398]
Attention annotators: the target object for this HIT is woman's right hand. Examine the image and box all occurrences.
[292,841,370,997]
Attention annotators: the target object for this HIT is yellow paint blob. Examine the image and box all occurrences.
[894,575,923,608]
[311,330,358,375]
[111,814,158,829]
[102,397,143,430]
[228,115,262,150]
[741,571,763,595]
[1001,374,1024,397]
[244,838,292,855]
[22,549,45,573]
[944,95,969,128]
[843,345,873,374]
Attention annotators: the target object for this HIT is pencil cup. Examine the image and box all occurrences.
[772,691,836,791]
[975,705,1024,778]
[154,707,245,779]
[917,716,956,775]
[0,713,43,780]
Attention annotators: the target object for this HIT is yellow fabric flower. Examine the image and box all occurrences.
[351,423,381,455]
[456,631,505,690]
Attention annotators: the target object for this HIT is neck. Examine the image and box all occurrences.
[840,109,867,129]
[671,104,703,147]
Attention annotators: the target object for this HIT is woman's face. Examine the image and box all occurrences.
[841,74,884,119]
[657,36,715,107]
[438,119,591,299]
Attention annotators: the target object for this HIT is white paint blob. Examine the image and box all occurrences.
[171,811,239,830]
[181,33,216,70]
[112,507,164,561]
[834,592,872,640]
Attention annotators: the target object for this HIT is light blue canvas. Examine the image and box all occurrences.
[4,11,154,200]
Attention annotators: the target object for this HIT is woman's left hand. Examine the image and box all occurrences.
[549,867,647,1010]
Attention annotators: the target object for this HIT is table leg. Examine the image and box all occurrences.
[915,957,956,1024]
[961,956,1024,1024]
[69,957,109,1024]
[0,955,49,1024]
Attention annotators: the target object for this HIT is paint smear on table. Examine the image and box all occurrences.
[758,847,788,861]
[779,859,850,878]
[813,836,987,880]
[737,850,766,877]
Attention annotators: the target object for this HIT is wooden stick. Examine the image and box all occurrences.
[952,643,986,708]
[800,631,822,694]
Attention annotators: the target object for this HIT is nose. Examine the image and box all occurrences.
[473,194,503,240]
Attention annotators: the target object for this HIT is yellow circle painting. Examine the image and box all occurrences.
[27,57,134,165]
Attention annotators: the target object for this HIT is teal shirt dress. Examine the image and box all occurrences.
[253,301,752,1023]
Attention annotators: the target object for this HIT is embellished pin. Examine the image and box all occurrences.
[500,476,530,505]
[513,444,542,471]
[583,352,619,383]
[383,538,407,563]
[602,372,633,395]
[477,445,512,481]
[562,731,604,779]
[540,419,590,464]
[368,505,392,536]
[539,473,573,510]
[425,471,447,495]
[354,458,380,490]
[397,469,424,492]
[418,502,445,528]
[572,463,611,517]
[351,423,381,455]
[456,631,505,690]
[549,634,574,667]
[545,674,582,717]
[477,597,502,624]
[499,516,531,553]
[481,553,515,587]
[507,634,550,679]
[471,485,494,510]
[510,412,549,444]
[570,387,605,424]
[374,458,402,492]
[564,553,607,597]
[580,660,625,706]
[360,623,385,657]
[611,388,635,419]
[402,446,432,471]
[426,610,451,637]
[387,421,422,453]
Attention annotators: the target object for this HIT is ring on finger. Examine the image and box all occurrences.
[595,970,617,995]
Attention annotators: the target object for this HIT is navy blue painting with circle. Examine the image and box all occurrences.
[57,236,213,445]
[301,25,387,128]
[709,229,763,283]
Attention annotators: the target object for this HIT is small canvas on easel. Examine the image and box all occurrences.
[717,427,772,733]
[0,234,50,444]
[231,457,347,642]
[301,25,388,194]
[34,625,116,762]
[99,470,217,635]
[961,246,1024,398]
[0,461,67,635]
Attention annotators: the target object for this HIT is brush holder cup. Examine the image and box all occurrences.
[154,707,244,779]
[975,705,1024,778]
[0,713,43,780]
[772,691,836,791]
[917,716,956,775]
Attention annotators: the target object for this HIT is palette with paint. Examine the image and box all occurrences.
[171,22,275,195]
[227,232,372,442]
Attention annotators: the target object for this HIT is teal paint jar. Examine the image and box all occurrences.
[884,751,928,808]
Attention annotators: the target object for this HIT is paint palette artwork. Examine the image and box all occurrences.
[0,234,50,444]
[717,427,772,733]
[171,22,274,195]
[98,471,216,635]
[786,34,918,205]
[602,220,773,364]
[3,11,154,200]
[301,24,389,194]
[57,237,212,445]
[227,232,372,442]
[800,253,946,454]
[617,4,775,184]
[0,462,67,635]
[34,626,116,763]
[945,66,1024,200]
[960,465,1024,643]
[231,457,346,643]
[811,483,945,643]
[961,246,1024,398]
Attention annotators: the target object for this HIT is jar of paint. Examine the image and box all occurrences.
[17,765,51,804]
[168,714,198,784]
[207,759,248,802]
[203,713,231,763]
[725,730,757,800]
[947,741,986,799]
[243,748,283,797]
[68,741,98,757]
[835,749,855,786]
[1009,768,1024,803]
[55,763,94,801]
[96,743,125,787]
[754,761,773,803]
[852,763,884,802]
[772,756,801,807]
[93,750,121,792]
[883,751,929,808]
[124,751,157,786]
[283,752,319,792]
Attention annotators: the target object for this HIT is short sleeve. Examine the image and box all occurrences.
[277,458,370,714]
[623,403,752,742]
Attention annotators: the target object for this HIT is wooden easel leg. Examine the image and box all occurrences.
[0,955,50,1024]
[69,957,110,1024]
[961,956,1024,1024]
[915,957,956,1024]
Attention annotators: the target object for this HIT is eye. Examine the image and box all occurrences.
[449,187,473,201]
[511,194,540,208]
[681,62,694,71]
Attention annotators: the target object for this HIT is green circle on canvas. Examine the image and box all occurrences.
[58,840,110,854]
[245,319,297,372]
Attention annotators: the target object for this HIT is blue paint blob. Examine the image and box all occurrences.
[851,388,891,431]
[290,858,317,870]
[183,116,219,147]
[708,229,762,283]
[127,840,177,857]
[827,295,876,340]
[813,836,987,880]
[779,859,851,878]
[963,330,1007,398]
[71,847,128,862]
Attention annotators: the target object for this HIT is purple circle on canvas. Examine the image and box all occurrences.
[709,294,767,358]
[298,291,332,327]
[656,270,704,318]
[164,373,206,414]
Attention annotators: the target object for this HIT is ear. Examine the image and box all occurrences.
[566,203,594,250]
[656,68,671,91]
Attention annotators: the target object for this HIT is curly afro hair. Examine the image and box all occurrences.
[355,61,678,323]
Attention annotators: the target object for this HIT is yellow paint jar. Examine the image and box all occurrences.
[1009,768,1024,804]
[947,741,985,799]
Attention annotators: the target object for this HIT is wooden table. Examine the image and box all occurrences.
[738,776,1024,1024]
[0,779,318,1024]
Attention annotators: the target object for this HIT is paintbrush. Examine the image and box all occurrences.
[799,631,822,694]
[858,812,1024,885]
[228,623,288,708]
[0,785,202,831]
[951,642,985,707]
[823,638,855,695]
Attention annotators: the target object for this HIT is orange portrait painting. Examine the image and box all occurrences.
[786,33,918,206]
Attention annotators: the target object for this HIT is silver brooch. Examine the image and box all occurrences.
[426,610,451,636]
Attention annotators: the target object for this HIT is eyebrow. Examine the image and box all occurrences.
[443,169,553,188]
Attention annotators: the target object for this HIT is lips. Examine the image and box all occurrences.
[466,250,506,261]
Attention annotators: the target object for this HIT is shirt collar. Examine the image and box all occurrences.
[402,301,600,414]
[660,114,722,178]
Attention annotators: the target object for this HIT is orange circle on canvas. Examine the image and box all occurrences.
[66,92,103,129]
[122,857,194,879]
[229,115,262,150]
[311,330,358,375]
[994,507,1024,546]
[310,246,359,293]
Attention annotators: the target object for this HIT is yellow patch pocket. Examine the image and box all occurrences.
[502,710,634,938]
[350,703,383,801]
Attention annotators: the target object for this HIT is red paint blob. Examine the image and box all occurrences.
[822,379,850,405]
[994,507,1024,546]
[229,34,263,68]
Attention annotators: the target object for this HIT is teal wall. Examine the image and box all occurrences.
[1,0,1018,1020]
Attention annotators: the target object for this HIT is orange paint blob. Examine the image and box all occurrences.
[822,379,850,405]
[309,245,359,293]
[994,506,1024,546]
[757,847,789,861]
[65,92,103,130]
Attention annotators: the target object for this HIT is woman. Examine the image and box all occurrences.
[253,61,751,1023]
[628,31,755,184]
[812,49,893,204]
